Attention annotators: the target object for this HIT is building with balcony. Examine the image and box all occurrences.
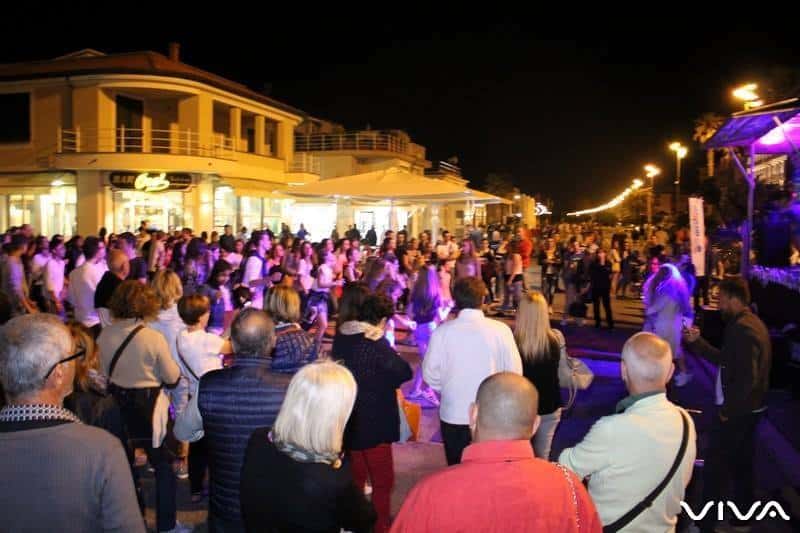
[286,118,507,240]
[0,46,315,236]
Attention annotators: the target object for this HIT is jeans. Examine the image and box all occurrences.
[350,444,394,533]
[109,384,177,532]
[564,282,578,318]
[543,274,559,306]
[440,420,472,465]
[700,409,762,531]
[532,408,562,461]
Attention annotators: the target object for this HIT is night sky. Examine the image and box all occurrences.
[3,11,800,214]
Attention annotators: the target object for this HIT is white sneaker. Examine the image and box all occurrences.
[161,521,193,533]
[674,371,693,387]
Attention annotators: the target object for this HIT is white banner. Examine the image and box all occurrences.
[689,197,706,277]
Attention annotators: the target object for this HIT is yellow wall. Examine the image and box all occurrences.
[319,155,356,179]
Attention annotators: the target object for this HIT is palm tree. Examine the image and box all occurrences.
[693,113,726,178]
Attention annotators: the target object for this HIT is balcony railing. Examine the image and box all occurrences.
[58,127,236,159]
[294,132,426,160]
[288,153,321,174]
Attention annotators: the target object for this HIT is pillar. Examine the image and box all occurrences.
[254,115,266,155]
[229,107,242,152]
[76,170,106,236]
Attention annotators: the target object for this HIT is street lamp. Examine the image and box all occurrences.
[669,142,687,216]
[732,83,763,110]
[644,164,660,228]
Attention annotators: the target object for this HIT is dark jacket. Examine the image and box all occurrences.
[271,323,317,374]
[220,234,235,252]
[520,334,562,416]
[365,229,377,247]
[94,271,122,309]
[198,357,292,526]
[240,428,376,533]
[688,309,772,418]
[589,260,612,292]
[332,332,412,451]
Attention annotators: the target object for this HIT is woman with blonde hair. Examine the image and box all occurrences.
[240,360,376,532]
[266,285,317,374]
[514,291,565,460]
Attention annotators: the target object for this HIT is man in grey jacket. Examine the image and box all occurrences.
[0,314,143,532]
[684,276,772,532]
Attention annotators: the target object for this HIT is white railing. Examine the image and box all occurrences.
[288,153,321,174]
[58,127,236,159]
[294,132,427,160]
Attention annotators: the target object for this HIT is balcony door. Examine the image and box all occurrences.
[116,95,143,152]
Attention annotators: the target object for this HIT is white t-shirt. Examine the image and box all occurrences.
[67,261,108,328]
[176,329,225,387]
[44,257,66,299]
[242,255,267,308]
[298,258,313,292]
[436,241,458,261]
[31,253,50,285]
[312,264,334,293]
[226,252,243,271]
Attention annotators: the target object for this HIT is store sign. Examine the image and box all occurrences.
[109,172,192,192]
[535,202,552,216]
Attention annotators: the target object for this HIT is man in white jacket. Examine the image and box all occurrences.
[559,332,696,532]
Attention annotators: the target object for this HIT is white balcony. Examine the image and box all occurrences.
[294,132,427,161]
[58,127,235,159]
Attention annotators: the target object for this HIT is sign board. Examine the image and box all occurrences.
[689,197,706,276]
[109,172,192,192]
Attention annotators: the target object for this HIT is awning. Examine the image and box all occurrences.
[219,177,294,199]
[283,168,466,199]
[281,168,507,204]
[706,98,800,154]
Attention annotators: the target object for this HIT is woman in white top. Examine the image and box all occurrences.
[30,235,51,311]
[297,241,315,294]
[502,240,524,311]
[455,239,481,281]
[309,248,344,354]
[222,239,245,272]
[44,235,68,317]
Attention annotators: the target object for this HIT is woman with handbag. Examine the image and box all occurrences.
[331,293,412,533]
[514,291,564,460]
[96,281,186,533]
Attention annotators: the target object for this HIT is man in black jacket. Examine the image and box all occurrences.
[683,276,772,533]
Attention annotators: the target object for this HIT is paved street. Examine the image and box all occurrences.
[144,267,797,531]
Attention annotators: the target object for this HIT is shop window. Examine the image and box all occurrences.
[214,186,237,232]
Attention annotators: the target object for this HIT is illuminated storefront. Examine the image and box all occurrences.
[0,174,77,236]
[109,172,195,233]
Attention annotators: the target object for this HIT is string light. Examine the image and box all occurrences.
[567,179,643,217]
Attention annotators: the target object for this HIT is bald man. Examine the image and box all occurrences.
[559,332,696,532]
[391,373,601,532]
[94,249,130,327]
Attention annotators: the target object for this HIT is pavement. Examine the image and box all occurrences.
[142,265,799,532]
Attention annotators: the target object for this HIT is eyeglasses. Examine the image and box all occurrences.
[42,347,86,381]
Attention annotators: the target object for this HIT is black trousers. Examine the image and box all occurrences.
[694,276,710,310]
[593,289,613,328]
[440,420,472,466]
[543,274,559,305]
[189,436,208,494]
[699,410,762,532]
[110,384,177,532]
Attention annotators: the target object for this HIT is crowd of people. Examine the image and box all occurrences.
[0,218,774,532]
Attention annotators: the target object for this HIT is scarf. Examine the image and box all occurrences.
[0,404,81,424]
[338,320,384,341]
[269,431,342,469]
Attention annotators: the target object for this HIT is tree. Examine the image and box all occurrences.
[693,113,726,178]
[484,173,516,198]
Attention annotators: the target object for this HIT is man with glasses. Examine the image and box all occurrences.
[0,314,143,532]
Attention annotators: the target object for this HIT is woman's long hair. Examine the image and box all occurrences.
[643,263,691,315]
[409,265,442,322]
[514,291,555,362]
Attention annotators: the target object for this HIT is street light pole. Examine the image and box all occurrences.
[669,143,687,218]
[644,164,661,232]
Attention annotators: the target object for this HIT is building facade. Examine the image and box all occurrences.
[0,46,316,237]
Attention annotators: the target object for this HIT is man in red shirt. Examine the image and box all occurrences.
[391,373,601,533]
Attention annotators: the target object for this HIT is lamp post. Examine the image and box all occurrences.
[644,164,661,230]
[732,83,763,110]
[669,142,687,217]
